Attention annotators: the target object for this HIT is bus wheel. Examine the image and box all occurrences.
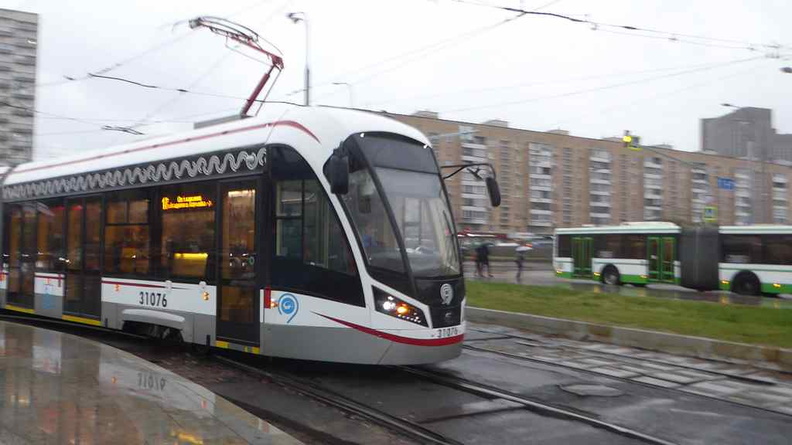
[602,266,620,286]
[732,272,761,296]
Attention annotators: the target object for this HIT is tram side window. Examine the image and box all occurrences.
[722,235,762,264]
[271,145,362,306]
[160,182,216,281]
[556,235,571,257]
[105,190,150,275]
[275,178,357,276]
[763,235,792,265]
[36,200,65,272]
[6,206,21,294]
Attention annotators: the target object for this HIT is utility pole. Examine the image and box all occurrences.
[287,12,310,106]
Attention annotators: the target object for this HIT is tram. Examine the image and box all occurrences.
[0,104,500,364]
[554,222,792,296]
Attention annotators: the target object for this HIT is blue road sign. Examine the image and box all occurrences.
[717,177,735,191]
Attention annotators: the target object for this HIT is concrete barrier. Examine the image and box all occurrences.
[467,307,792,370]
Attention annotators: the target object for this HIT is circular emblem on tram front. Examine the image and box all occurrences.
[440,284,454,305]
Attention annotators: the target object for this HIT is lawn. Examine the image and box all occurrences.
[465,282,792,349]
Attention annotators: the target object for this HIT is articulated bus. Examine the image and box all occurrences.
[0,104,499,364]
[554,222,792,296]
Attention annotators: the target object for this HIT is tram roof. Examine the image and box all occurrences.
[4,104,429,186]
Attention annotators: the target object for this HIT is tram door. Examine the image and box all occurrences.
[572,237,592,277]
[64,197,102,320]
[6,204,36,309]
[647,236,675,283]
[216,180,260,345]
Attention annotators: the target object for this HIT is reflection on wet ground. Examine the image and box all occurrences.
[0,321,301,444]
[464,262,792,309]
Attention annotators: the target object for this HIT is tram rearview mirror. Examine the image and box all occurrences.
[486,177,501,207]
[327,150,349,195]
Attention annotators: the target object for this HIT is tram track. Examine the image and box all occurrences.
[214,354,464,445]
[464,327,792,417]
[468,326,792,380]
[398,365,677,445]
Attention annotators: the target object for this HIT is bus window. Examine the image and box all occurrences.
[624,235,646,259]
[160,182,216,281]
[556,235,571,257]
[105,190,150,276]
[722,235,762,264]
[764,235,792,265]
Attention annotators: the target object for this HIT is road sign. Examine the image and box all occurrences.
[717,177,735,191]
[703,206,718,223]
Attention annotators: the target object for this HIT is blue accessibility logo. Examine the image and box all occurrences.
[277,293,299,324]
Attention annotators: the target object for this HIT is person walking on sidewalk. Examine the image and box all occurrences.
[476,243,493,277]
[515,249,525,282]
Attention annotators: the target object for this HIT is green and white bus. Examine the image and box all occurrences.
[554,222,681,287]
[553,223,792,296]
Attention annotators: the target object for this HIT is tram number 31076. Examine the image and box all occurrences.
[139,291,168,308]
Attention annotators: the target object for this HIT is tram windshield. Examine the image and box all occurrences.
[341,134,460,278]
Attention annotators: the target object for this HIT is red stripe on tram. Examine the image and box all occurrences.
[12,120,320,175]
[316,313,464,347]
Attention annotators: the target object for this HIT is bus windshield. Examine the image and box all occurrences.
[340,134,460,278]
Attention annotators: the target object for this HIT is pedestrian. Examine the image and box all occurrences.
[515,249,525,282]
[477,243,493,278]
[475,243,485,277]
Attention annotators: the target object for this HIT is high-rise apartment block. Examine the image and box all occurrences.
[0,8,37,166]
[389,111,792,233]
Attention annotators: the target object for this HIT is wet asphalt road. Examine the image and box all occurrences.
[465,261,792,309]
[4,314,792,444]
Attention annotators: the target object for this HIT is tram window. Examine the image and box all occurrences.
[722,235,762,263]
[623,235,646,259]
[271,144,362,306]
[275,179,356,275]
[84,200,102,272]
[763,235,792,265]
[556,235,571,257]
[105,191,150,275]
[160,182,216,280]
[36,200,64,271]
[7,206,21,294]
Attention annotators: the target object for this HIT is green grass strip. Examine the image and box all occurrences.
[466,282,792,349]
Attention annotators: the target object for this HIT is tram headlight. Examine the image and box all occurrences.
[373,288,428,327]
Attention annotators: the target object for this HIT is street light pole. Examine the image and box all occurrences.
[332,82,354,108]
[287,12,310,106]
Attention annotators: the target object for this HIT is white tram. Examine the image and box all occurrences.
[0,105,500,364]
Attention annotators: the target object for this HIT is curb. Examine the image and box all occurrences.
[467,307,792,370]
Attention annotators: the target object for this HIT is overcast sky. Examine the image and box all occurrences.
[2,0,791,159]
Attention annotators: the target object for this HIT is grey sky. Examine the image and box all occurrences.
[2,0,791,159]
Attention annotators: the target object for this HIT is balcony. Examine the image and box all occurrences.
[590,178,611,185]
[461,142,487,151]
[529,220,554,227]
[530,209,552,215]
[644,160,663,169]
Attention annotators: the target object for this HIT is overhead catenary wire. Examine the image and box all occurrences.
[305,0,562,101]
[366,57,758,107]
[36,29,197,88]
[439,55,765,114]
[450,0,791,54]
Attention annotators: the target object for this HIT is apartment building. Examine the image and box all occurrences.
[0,8,37,166]
[389,111,792,233]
